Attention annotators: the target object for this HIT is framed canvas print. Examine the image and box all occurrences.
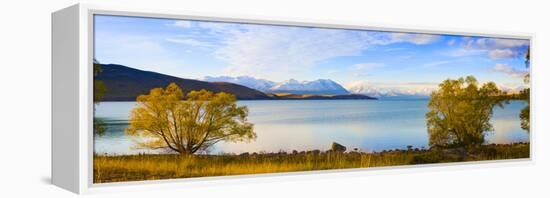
[52,4,533,194]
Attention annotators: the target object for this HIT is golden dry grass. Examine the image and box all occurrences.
[94,143,529,183]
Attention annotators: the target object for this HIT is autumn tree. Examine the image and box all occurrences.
[93,59,107,135]
[520,48,530,131]
[519,88,529,131]
[126,83,256,155]
[426,76,504,147]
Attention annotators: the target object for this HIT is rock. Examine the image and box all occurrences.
[330,142,346,152]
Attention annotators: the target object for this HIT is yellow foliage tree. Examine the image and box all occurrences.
[93,60,107,135]
[126,83,255,155]
[520,48,530,132]
[426,76,503,147]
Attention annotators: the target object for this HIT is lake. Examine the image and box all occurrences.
[94,100,529,155]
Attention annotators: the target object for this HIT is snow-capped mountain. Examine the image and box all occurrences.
[345,81,437,99]
[345,81,529,99]
[270,79,349,95]
[202,76,349,95]
[202,76,276,92]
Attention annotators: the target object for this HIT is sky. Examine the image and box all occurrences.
[94,15,530,91]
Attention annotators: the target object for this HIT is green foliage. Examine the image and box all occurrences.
[520,48,530,132]
[426,76,504,147]
[93,63,107,101]
[93,118,106,136]
[93,62,107,135]
[94,81,107,102]
[126,83,256,155]
[520,88,530,131]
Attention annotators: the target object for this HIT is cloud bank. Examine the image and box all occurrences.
[170,21,441,80]
[492,63,528,78]
[452,37,529,60]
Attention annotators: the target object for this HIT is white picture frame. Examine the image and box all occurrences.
[52,3,534,194]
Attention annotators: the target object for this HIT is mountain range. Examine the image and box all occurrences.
[202,76,276,92]
[98,64,525,101]
[202,76,349,95]
[203,76,437,98]
[344,81,528,99]
[344,81,437,99]
[96,64,375,101]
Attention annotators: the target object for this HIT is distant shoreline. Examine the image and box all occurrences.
[98,94,379,102]
[97,98,532,102]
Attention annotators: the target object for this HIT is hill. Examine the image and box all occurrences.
[95,64,271,101]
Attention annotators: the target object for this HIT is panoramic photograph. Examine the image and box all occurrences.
[92,15,530,183]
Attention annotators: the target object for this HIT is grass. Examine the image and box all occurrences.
[94,143,529,183]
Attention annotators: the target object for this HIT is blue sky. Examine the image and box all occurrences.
[94,15,530,91]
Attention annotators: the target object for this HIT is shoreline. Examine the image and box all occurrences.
[94,98,531,102]
[94,143,529,183]
[96,97,379,102]
[94,142,530,157]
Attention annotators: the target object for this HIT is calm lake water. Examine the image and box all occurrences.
[94,100,529,155]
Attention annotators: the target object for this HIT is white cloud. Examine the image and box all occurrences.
[492,63,528,78]
[484,38,529,48]
[94,33,190,75]
[445,48,486,57]
[214,26,380,79]
[382,47,407,52]
[447,39,456,46]
[488,49,515,59]
[352,63,385,77]
[390,33,440,44]
[165,38,215,48]
[423,60,454,67]
[458,37,529,59]
[171,21,192,28]
[96,34,167,62]
[190,22,440,80]
[354,63,384,70]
